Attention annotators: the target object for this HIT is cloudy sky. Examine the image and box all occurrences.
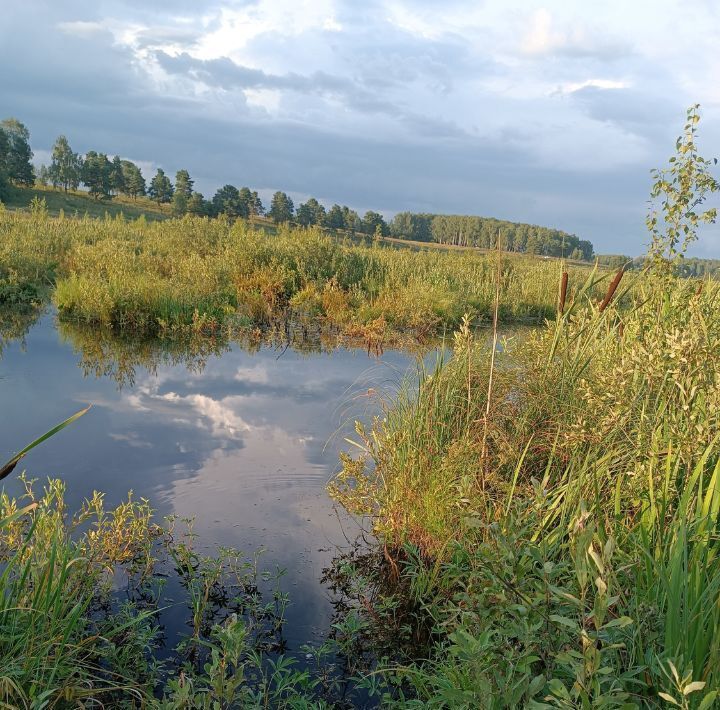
[3,0,719,255]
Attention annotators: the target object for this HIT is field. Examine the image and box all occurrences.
[3,184,172,220]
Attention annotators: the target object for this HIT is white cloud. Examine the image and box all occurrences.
[558,79,629,95]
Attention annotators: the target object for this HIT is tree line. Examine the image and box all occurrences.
[389,212,595,261]
[595,253,720,278]
[0,116,591,253]
[6,115,718,272]
[0,121,390,232]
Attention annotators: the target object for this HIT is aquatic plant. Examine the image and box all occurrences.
[0,205,603,342]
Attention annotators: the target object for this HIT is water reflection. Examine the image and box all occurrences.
[56,319,360,389]
[0,305,42,358]
[0,312,416,648]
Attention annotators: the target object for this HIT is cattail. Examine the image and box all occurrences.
[695,282,703,298]
[618,320,624,338]
[598,268,624,313]
[558,271,569,315]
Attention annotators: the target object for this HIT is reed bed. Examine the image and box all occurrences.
[0,207,601,339]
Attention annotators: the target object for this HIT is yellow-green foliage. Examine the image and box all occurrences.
[0,477,161,705]
[329,272,720,703]
[330,275,720,550]
[0,208,601,337]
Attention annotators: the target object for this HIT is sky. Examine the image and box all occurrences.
[2,0,720,256]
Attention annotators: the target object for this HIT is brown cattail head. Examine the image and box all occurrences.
[695,282,703,298]
[598,268,624,313]
[618,320,624,338]
[558,271,569,315]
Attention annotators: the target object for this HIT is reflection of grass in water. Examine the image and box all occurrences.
[0,305,43,358]
[57,316,438,389]
[57,319,233,388]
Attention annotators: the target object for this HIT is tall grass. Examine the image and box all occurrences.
[0,206,601,339]
[329,271,720,706]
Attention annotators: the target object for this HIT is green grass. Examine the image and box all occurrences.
[329,272,720,706]
[3,185,171,220]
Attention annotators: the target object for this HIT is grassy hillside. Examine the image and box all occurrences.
[3,185,171,220]
[3,186,610,270]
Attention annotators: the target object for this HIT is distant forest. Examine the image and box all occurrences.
[389,212,594,260]
[597,253,720,278]
[1,115,718,272]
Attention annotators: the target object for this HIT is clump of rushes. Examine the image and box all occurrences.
[0,206,608,342]
[0,476,162,705]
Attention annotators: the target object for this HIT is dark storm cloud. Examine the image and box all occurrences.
[152,50,466,137]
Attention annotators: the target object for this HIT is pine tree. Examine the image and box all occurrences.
[148,168,173,204]
[342,206,361,232]
[121,161,146,199]
[212,184,246,218]
[325,204,345,229]
[238,187,253,217]
[269,191,294,224]
[296,201,313,226]
[175,169,193,198]
[172,190,188,216]
[187,191,208,216]
[361,210,388,236]
[81,151,112,200]
[251,191,264,217]
[109,155,125,195]
[296,198,326,226]
[1,118,34,187]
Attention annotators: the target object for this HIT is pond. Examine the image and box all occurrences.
[0,311,421,654]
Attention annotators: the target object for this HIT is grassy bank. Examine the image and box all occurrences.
[0,206,601,341]
[3,185,171,221]
[329,271,720,706]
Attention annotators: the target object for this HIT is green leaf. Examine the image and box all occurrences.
[602,616,633,629]
[549,614,579,631]
[698,691,718,710]
[548,678,570,700]
[528,674,545,697]
[0,406,90,481]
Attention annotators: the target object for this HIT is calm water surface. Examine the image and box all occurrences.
[0,312,419,650]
